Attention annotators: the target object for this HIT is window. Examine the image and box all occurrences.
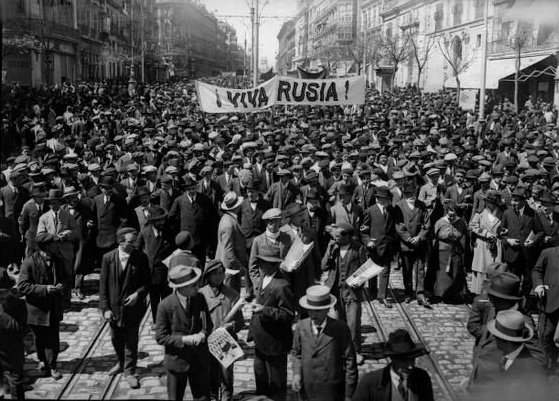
[476,34,481,47]
[434,3,443,31]
[453,1,463,26]
[537,23,553,45]
[474,0,484,20]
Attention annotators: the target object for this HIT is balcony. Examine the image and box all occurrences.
[25,18,79,42]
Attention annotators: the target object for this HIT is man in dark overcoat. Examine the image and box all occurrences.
[99,227,151,389]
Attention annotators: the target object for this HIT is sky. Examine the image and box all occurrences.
[203,0,298,70]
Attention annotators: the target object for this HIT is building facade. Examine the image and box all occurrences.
[276,19,296,75]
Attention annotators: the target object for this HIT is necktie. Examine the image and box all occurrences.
[500,356,508,371]
[54,211,59,231]
[398,375,406,400]
[315,325,322,338]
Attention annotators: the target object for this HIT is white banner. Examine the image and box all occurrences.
[195,75,366,113]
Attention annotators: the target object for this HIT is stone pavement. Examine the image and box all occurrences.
[21,270,478,400]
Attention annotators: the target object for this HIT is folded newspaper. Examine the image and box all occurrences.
[208,327,244,369]
[281,237,314,272]
[345,258,383,287]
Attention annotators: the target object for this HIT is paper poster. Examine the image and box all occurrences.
[282,237,314,273]
[345,258,383,287]
[208,327,244,369]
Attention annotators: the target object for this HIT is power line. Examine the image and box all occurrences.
[215,14,293,19]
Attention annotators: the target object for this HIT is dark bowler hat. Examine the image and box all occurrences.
[374,186,392,199]
[182,176,197,188]
[135,186,150,197]
[483,190,501,205]
[487,272,522,300]
[381,329,427,359]
[245,180,261,191]
[283,202,306,218]
[147,207,167,222]
[338,184,353,196]
[175,231,193,249]
[511,186,528,199]
[99,176,116,188]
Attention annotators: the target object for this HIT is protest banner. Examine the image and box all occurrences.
[195,75,366,113]
[345,258,383,287]
[208,327,244,369]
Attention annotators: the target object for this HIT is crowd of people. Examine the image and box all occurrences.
[0,75,558,401]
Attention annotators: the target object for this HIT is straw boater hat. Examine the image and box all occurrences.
[168,265,202,289]
[487,310,534,342]
[221,192,243,211]
[299,285,336,310]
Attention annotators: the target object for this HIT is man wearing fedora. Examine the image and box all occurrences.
[0,267,28,400]
[133,186,156,231]
[18,232,66,380]
[361,185,399,307]
[394,182,431,306]
[292,285,358,401]
[169,176,217,264]
[352,329,433,401]
[533,242,559,376]
[248,254,295,401]
[199,260,244,401]
[99,227,151,389]
[216,192,248,294]
[18,186,48,257]
[469,310,550,399]
[322,223,367,365]
[330,184,364,237]
[500,186,538,299]
[155,264,211,401]
[37,188,79,307]
[265,169,299,210]
[136,207,174,325]
[90,175,131,266]
[533,191,559,250]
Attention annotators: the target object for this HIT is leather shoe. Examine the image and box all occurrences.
[355,353,364,365]
[380,298,393,308]
[76,290,85,300]
[50,369,62,380]
[108,363,123,376]
[404,295,413,304]
[417,295,432,309]
[37,361,47,372]
[126,375,140,389]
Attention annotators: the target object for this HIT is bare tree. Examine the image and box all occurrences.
[509,21,533,113]
[347,32,383,76]
[438,32,476,102]
[410,34,435,91]
[380,33,412,90]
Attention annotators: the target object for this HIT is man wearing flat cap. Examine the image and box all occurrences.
[156,264,212,401]
[99,227,151,389]
[265,169,299,210]
[352,329,433,401]
[291,285,357,401]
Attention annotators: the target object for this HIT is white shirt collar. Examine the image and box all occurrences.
[311,318,327,336]
[390,367,406,389]
[504,344,524,370]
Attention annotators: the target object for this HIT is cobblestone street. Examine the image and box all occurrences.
[20,267,480,401]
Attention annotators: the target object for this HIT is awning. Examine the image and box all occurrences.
[445,54,550,89]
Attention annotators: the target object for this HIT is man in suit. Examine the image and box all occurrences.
[259,160,276,193]
[155,265,211,401]
[469,310,550,399]
[215,192,248,294]
[37,189,79,306]
[361,186,399,307]
[353,168,376,211]
[292,285,357,401]
[198,166,224,212]
[166,231,202,270]
[120,164,144,205]
[533,244,559,374]
[133,186,155,231]
[1,171,29,267]
[216,161,238,194]
[444,169,473,216]
[330,184,363,236]
[159,175,178,213]
[248,208,292,293]
[17,233,66,380]
[136,208,173,326]
[91,176,131,265]
[18,186,48,257]
[169,177,217,263]
[99,227,151,389]
[322,223,367,365]
[305,188,329,255]
[0,267,28,400]
[501,187,538,298]
[533,191,559,250]
[493,142,518,171]
[265,169,299,210]
[394,183,431,306]
[248,254,295,401]
[352,329,433,401]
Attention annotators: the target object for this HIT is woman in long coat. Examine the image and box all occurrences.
[434,200,468,303]
[469,190,503,294]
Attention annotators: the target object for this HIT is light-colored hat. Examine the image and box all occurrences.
[221,192,243,211]
[262,208,283,220]
[487,310,534,342]
[168,265,202,288]
[299,285,337,310]
[62,186,79,198]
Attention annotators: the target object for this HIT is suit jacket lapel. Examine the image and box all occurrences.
[312,318,335,354]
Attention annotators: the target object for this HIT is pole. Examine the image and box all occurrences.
[362,9,367,77]
[479,0,489,120]
[250,5,255,84]
[140,0,145,83]
[253,0,260,87]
